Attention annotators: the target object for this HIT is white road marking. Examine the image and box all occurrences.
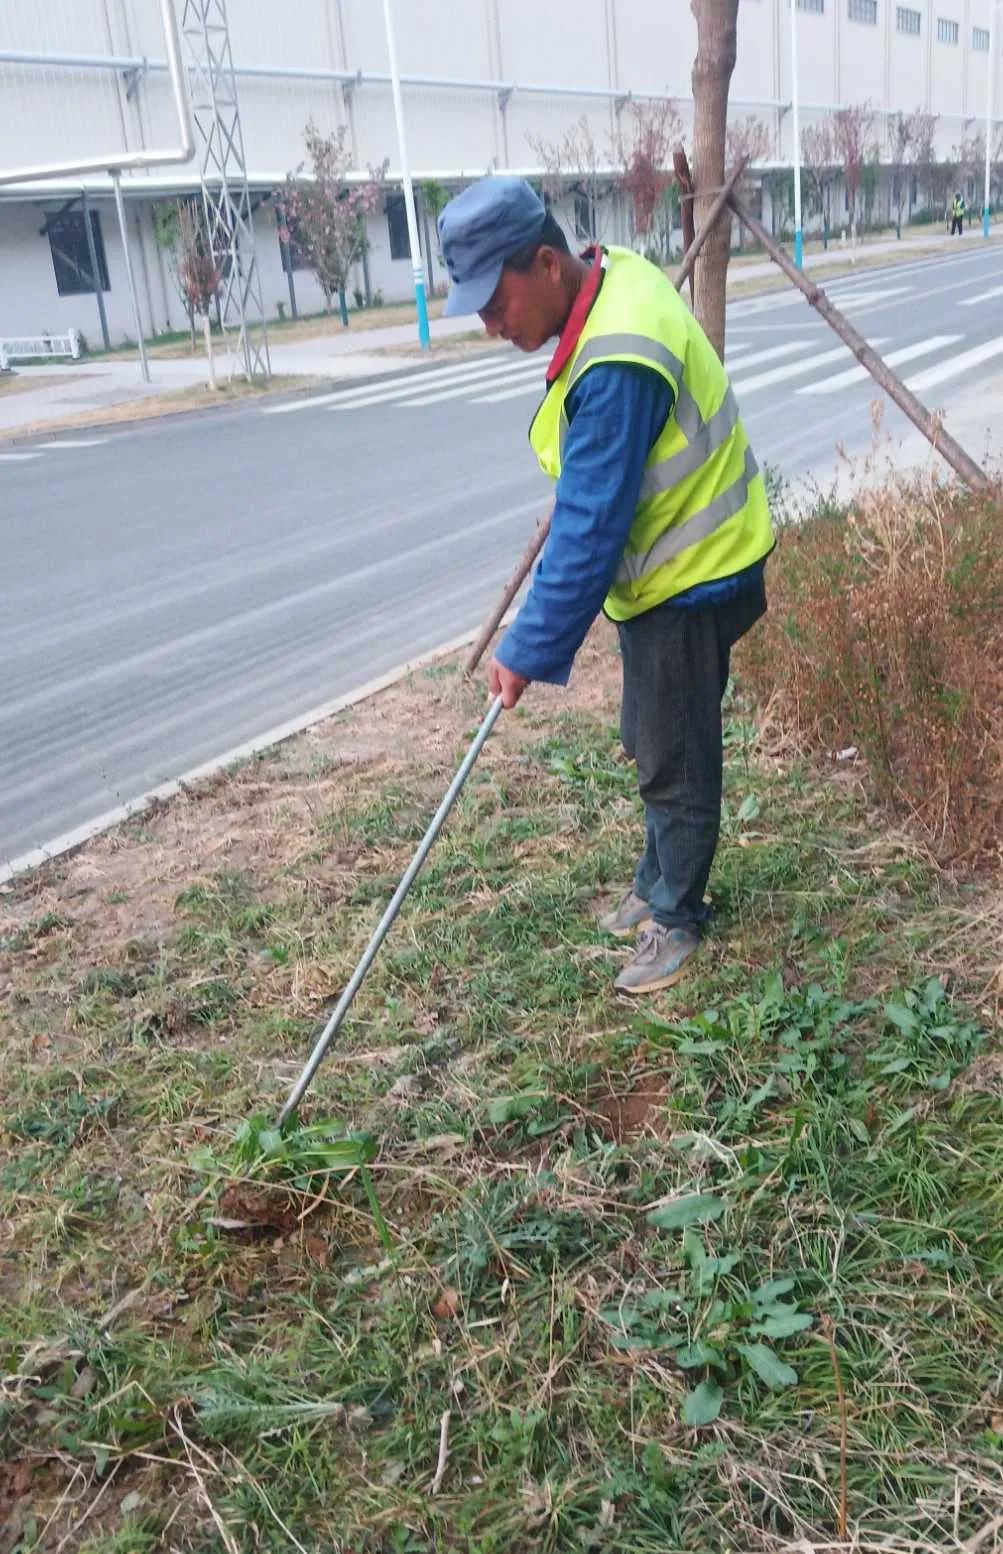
[472,343,810,406]
[329,357,544,410]
[731,338,889,394]
[958,285,1003,307]
[824,285,911,309]
[799,334,962,394]
[905,334,1003,392]
[472,379,548,404]
[727,340,813,369]
[263,351,542,413]
[390,360,546,407]
[35,438,108,449]
[0,452,42,461]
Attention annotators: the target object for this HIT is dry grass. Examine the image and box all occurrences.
[0,374,328,445]
[2,607,1000,1552]
[0,371,85,398]
[738,475,1003,865]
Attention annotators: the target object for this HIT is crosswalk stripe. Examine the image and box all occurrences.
[392,361,546,407]
[0,452,41,461]
[726,340,813,370]
[472,379,548,405]
[263,350,536,414]
[824,286,911,308]
[732,338,889,394]
[959,285,1003,307]
[329,356,544,410]
[905,334,1003,392]
[799,335,962,395]
[35,437,107,449]
[473,343,811,407]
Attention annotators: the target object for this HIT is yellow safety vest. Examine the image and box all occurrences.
[529,246,774,621]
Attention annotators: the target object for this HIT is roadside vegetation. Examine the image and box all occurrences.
[2,478,1001,1553]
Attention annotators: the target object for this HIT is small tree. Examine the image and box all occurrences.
[887,109,933,236]
[420,179,449,296]
[725,116,770,250]
[832,102,875,239]
[528,116,609,243]
[153,200,196,350]
[176,201,223,387]
[953,132,985,219]
[615,99,683,240]
[153,198,221,379]
[278,121,385,326]
[801,119,839,246]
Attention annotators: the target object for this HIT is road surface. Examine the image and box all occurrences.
[4,243,1002,867]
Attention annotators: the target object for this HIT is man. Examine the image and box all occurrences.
[950,192,966,235]
[438,176,773,995]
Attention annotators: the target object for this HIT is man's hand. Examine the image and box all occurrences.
[488,655,530,710]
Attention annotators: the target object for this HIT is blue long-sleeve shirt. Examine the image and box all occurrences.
[496,361,763,684]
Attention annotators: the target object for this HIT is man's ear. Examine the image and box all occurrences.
[537,244,565,284]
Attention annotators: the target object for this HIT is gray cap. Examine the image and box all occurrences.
[437,175,547,317]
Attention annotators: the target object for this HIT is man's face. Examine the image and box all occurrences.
[478,246,567,353]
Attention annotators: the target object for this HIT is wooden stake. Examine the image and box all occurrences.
[726,188,990,492]
[463,158,749,679]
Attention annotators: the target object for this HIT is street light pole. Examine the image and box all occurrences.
[382,0,430,350]
[985,1,997,237]
[791,0,804,267]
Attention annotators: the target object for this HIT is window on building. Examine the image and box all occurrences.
[796,0,825,13]
[848,0,877,21]
[896,5,921,32]
[937,16,959,42]
[973,24,990,48]
[46,209,110,296]
[386,194,409,260]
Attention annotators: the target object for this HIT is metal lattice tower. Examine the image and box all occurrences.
[181,0,270,381]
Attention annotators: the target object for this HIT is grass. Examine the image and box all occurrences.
[1,635,1001,1553]
[0,375,328,446]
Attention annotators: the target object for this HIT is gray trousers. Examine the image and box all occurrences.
[617,574,767,930]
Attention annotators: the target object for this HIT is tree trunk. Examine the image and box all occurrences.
[201,312,217,392]
[690,0,739,360]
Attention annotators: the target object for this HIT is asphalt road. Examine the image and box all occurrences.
[4,243,1003,869]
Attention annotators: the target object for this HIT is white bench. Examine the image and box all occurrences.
[0,329,82,371]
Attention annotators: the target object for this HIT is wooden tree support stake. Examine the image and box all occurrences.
[726,188,990,492]
[463,159,749,679]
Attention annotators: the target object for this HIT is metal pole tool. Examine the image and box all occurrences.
[279,695,505,1124]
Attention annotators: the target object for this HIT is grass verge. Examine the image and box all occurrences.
[1,628,1000,1554]
[0,375,329,446]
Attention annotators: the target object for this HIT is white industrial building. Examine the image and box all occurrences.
[1,0,1000,348]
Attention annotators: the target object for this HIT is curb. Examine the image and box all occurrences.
[0,348,506,448]
[0,617,513,890]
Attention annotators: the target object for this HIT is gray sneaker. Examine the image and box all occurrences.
[614,925,700,995]
[598,888,654,939]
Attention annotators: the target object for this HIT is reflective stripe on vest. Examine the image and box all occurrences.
[568,330,704,445]
[529,247,774,618]
[617,444,760,586]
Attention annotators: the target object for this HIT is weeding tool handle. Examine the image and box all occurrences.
[278,696,505,1125]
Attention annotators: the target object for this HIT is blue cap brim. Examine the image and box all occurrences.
[443,259,504,317]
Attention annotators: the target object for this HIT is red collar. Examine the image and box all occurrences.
[546,246,606,384]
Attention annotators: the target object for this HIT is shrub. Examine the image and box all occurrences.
[737,476,1003,863]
